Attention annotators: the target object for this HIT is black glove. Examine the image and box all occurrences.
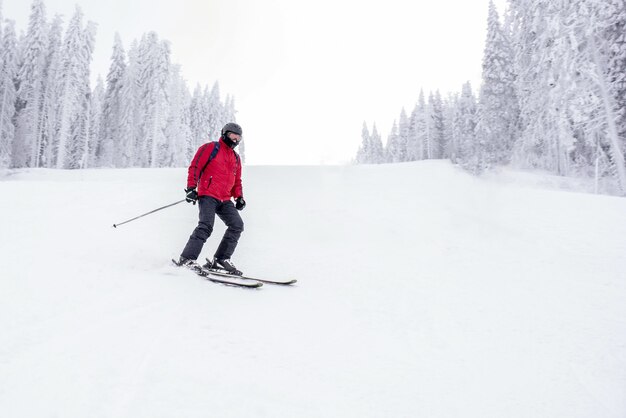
[185,187,198,204]
[235,196,246,211]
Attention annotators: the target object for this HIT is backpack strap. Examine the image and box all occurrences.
[198,141,221,180]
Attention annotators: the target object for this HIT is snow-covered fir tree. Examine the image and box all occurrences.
[355,122,371,164]
[594,0,626,193]
[206,82,222,144]
[0,19,18,168]
[163,64,192,167]
[442,93,458,160]
[428,91,446,159]
[475,0,518,171]
[384,121,400,163]
[134,32,170,168]
[0,0,3,41]
[116,39,140,168]
[384,110,409,163]
[189,84,209,151]
[0,1,4,57]
[406,104,419,162]
[13,0,48,168]
[54,7,95,169]
[99,32,126,167]
[380,89,449,164]
[369,123,384,163]
[397,108,410,161]
[86,77,104,167]
[356,122,384,164]
[453,82,478,171]
[604,0,626,156]
[513,0,580,175]
[70,20,96,169]
[413,91,429,161]
[223,94,236,124]
[39,15,63,168]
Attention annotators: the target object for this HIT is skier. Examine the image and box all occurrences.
[178,122,246,275]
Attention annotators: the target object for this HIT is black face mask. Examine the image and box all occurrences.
[223,133,240,149]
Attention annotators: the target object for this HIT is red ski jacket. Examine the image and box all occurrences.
[187,138,243,202]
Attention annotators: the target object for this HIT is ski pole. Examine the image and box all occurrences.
[113,199,186,228]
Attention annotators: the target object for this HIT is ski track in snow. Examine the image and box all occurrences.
[0,162,625,418]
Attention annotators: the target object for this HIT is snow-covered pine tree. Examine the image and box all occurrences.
[163,64,192,167]
[99,32,126,167]
[0,0,4,45]
[385,121,400,163]
[415,90,428,160]
[224,95,236,127]
[356,121,371,164]
[453,82,478,171]
[560,3,615,183]
[135,32,170,167]
[475,0,518,171]
[53,7,80,168]
[13,0,48,168]
[189,84,209,150]
[86,76,104,167]
[406,104,419,162]
[510,0,567,173]
[69,19,95,169]
[117,40,139,167]
[509,0,541,169]
[370,123,384,163]
[398,108,410,162]
[511,1,594,177]
[587,0,626,195]
[0,20,18,168]
[39,15,63,168]
[448,94,460,164]
[442,93,458,161]
[604,0,626,162]
[385,109,409,163]
[428,91,446,159]
[178,71,194,165]
[54,8,95,169]
[206,82,222,143]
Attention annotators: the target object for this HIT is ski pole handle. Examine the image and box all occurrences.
[112,199,186,228]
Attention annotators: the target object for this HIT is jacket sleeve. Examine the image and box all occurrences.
[231,158,243,198]
[187,143,212,188]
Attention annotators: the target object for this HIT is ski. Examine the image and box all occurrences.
[171,259,263,288]
[204,259,297,285]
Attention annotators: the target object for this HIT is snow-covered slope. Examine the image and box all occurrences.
[1,161,625,418]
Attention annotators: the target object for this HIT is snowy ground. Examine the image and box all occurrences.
[1,161,625,418]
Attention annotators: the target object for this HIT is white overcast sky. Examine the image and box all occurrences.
[5,0,507,165]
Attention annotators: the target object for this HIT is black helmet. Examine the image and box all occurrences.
[221,122,242,137]
[221,122,242,149]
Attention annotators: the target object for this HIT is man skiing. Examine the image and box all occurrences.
[178,122,246,275]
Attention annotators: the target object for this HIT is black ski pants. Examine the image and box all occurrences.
[180,196,244,261]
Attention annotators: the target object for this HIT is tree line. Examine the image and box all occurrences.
[0,0,239,170]
[356,0,626,196]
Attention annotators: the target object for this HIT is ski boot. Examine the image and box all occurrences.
[211,258,243,276]
[177,257,202,272]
